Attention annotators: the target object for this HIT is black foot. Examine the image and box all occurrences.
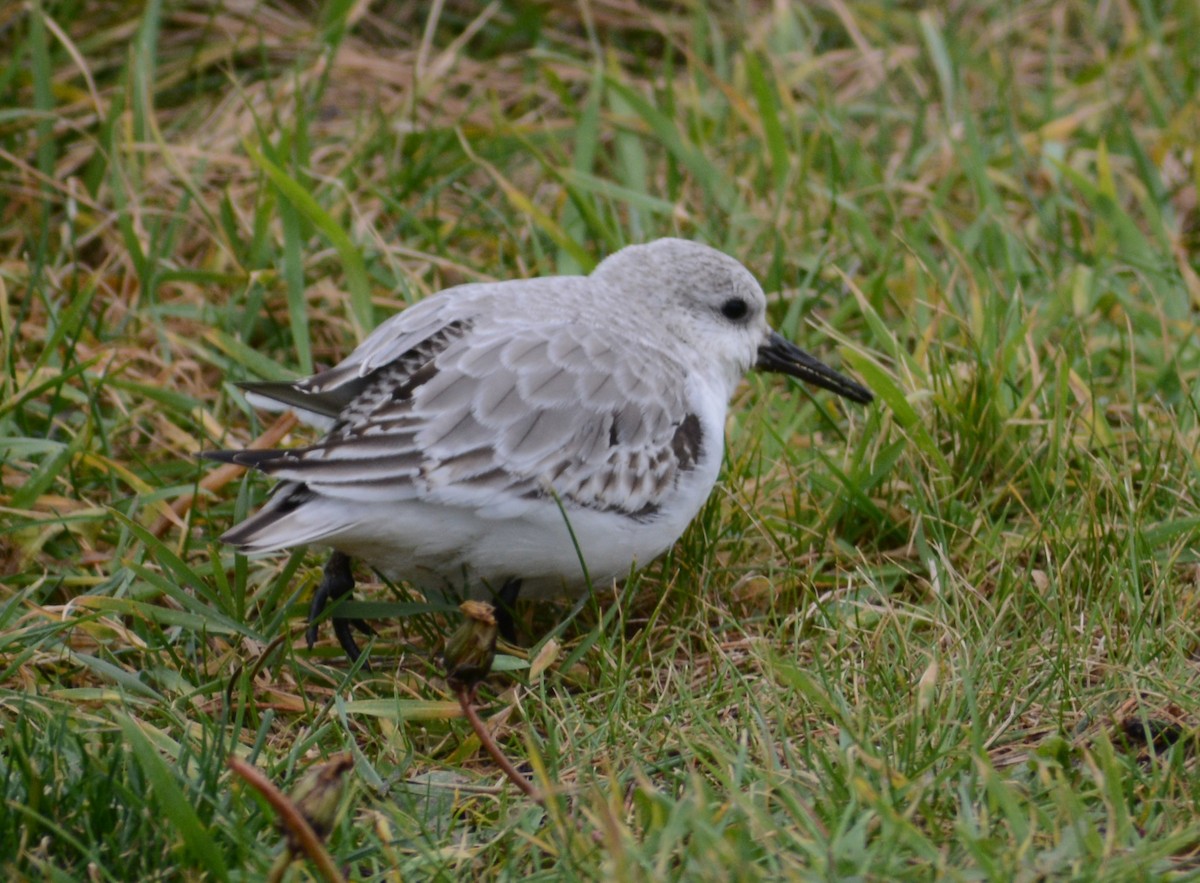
[307,551,374,666]
[493,578,522,644]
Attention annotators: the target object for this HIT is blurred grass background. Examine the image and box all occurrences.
[2,0,1200,879]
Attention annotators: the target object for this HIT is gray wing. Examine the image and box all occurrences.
[233,293,474,426]
[231,317,704,521]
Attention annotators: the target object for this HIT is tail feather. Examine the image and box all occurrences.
[207,376,371,549]
[219,483,350,553]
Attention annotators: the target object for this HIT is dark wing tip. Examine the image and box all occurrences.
[238,379,353,420]
[237,379,298,392]
[199,449,242,464]
[199,448,294,471]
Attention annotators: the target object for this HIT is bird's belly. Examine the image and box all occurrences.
[326,476,715,602]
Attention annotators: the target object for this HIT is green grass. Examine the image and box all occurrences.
[3,0,1200,879]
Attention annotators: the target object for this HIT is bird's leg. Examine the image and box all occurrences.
[307,551,374,665]
[492,578,522,644]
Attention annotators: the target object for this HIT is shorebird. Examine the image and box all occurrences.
[206,239,872,662]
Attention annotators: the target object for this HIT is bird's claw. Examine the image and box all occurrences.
[493,578,522,644]
[307,551,373,666]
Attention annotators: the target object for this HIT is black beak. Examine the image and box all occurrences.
[756,331,873,404]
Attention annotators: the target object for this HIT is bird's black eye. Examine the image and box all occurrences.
[720,297,749,321]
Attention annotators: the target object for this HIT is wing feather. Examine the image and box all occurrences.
[227,304,703,523]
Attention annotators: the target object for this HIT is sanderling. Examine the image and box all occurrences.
[206,238,872,662]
